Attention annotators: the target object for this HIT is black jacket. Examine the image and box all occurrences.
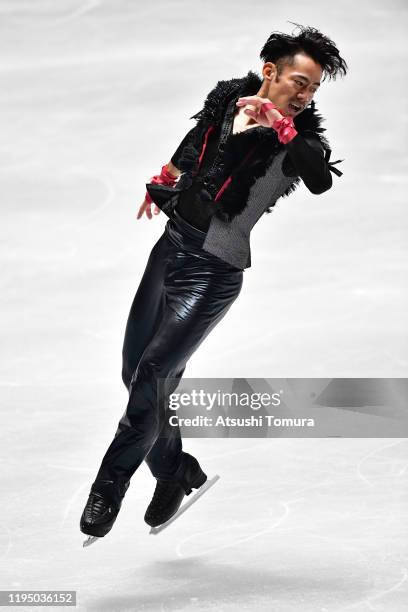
[146,71,344,269]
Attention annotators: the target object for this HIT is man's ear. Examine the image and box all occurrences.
[262,61,277,81]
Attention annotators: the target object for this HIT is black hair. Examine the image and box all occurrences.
[260,22,348,82]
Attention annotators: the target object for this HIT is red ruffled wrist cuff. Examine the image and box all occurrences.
[160,164,178,182]
[145,165,178,204]
[272,117,298,144]
[150,165,178,185]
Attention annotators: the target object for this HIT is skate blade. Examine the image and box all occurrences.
[149,474,220,535]
[82,535,100,548]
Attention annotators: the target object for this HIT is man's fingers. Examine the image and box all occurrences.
[137,199,152,219]
[236,95,261,106]
[137,199,161,219]
[136,201,146,219]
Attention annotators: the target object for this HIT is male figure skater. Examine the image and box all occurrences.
[80,23,347,540]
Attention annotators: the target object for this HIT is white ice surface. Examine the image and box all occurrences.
[1,1,407,611]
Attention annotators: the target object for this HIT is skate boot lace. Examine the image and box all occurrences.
[84,492,110,519]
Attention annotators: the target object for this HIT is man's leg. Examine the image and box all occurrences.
[80,229,175,538]
[80,228,243,537]
[93,249,244,500]
[121,233,167,392]
[119,234,184,484]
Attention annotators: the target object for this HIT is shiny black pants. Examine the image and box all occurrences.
[92,210,244,505]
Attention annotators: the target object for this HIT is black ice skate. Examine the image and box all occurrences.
[144,479,190,528]
[144,452,219,534]
[80,479,129,547]
[146,475,220,535]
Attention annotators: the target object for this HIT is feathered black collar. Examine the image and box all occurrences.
[190,69,330,149]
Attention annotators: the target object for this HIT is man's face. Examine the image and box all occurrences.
[264,53,322,117]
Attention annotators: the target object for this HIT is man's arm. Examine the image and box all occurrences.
[168,124,200,172]
[137,125,198,219]
[150,123,200,186]
[283,133,333,195]
[241,98,338,196]
[167,160,181,178]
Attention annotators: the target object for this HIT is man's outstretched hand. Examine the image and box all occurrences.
[137,197,161,220]
[236,96,284,127]
[137,161,180,220]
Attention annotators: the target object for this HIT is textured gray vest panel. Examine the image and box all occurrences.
[202,150,295,269]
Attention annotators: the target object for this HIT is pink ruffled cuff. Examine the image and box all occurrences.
[145,164,178,204]
[272,116,298,144]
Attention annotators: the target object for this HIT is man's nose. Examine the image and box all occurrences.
[297,92,313,105]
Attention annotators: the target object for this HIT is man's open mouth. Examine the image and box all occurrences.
[288,103,302,112]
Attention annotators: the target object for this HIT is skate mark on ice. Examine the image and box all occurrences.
[395,461,408,476]
[3,0,102,26]
[211,469,331,506]
[216,473,334,506]
[356,440,408,488]
[54,0,101,25]
[149,475,220,535]
[61,480,91,527]
[73,172,116,232]
[286,478,334,498]
[333,567,408,612]
[175,499,293,557]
